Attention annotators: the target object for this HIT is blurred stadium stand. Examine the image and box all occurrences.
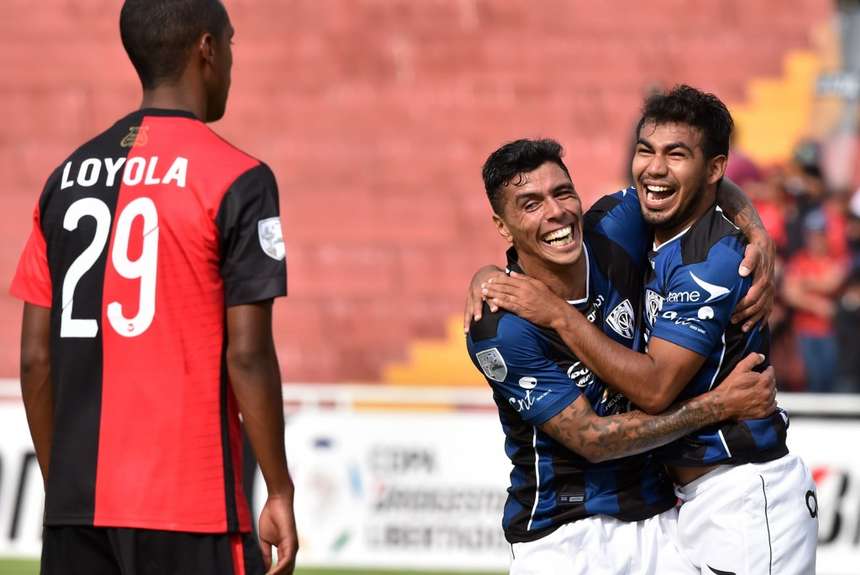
[0,0,842,385]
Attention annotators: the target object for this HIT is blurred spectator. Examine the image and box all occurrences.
[784,140,848,259]
[835,269,860,393]
[848,189,860,270]
[746,166,789,252]
[783,209,849,393]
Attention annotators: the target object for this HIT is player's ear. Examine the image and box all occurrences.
[707,154,728,186]
[198,32,217,67]
[493,213,513,244]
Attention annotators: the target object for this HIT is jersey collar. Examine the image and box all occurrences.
[504,243,591,307]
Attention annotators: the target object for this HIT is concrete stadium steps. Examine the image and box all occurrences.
[0,0,834,382]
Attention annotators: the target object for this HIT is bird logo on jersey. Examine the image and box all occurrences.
[258,217,286,261]
[606,299,634,339]
[120,126,149,148]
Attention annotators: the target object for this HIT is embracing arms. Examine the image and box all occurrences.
[543,352,774,462]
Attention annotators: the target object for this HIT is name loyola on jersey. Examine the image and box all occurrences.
[60,153,188,190]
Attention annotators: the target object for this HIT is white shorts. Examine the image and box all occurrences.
[674,453,818,575]
[509,508,698,575]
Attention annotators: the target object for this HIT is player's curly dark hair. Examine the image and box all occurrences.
[482,139,572,215]
[120,0,229,89]
[636,85,734,159]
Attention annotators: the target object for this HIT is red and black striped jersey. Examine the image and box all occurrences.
[10,108,287,534]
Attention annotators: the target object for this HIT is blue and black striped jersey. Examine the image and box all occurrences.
[466,189,676,544]
[640,201,789,466]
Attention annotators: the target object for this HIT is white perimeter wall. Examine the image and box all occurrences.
[1,381,859,573]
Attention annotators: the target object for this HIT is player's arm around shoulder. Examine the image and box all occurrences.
[639,240,752,413]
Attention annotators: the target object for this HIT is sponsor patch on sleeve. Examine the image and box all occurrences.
[258,217,286,261]
[476,347,508,382]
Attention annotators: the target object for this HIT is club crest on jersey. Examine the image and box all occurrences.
[645,289,664,326]
[258,217,285,261]
[476,348,507,382]
[120,126,149,148]
[606,299,634,339]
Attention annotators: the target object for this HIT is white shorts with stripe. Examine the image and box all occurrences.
[509,508,698,575]
[674,453,818,575]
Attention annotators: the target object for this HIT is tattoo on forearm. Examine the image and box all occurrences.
[717,184,764,234]
[544,395,726,462]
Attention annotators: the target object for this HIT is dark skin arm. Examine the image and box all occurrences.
[716,178,775,331]
[226,301,297,575]
[484,273,742,414]
[543,353,775,462]
[20,303,53,482]
[463,179,774,332]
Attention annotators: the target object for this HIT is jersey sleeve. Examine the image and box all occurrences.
[10,202,52,307]
[650,240,749,356]
[584,187,649,266]
[216,163,288,306]
[467,314,581,425]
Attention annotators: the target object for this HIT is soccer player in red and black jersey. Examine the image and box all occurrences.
[11,1,297,573]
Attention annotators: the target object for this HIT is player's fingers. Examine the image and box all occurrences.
[739,244,760,277]
[259,537,273,572]
[482,283,520,299]
[267,552,290,575]
[487,295,519,313]
[733,293,763,325]
[732,278,768,323]
[742,289,773,332]
[464,286,484,333]
[736,352,766,372]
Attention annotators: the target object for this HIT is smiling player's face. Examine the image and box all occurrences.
[493,162,584,270]
[632,121,726,239]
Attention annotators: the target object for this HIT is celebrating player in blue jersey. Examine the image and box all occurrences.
[481,87,818,574]
[466,139,778,574]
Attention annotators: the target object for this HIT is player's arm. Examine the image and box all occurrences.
[20,303,53,482]
[226,301,297,575]
[716,178,775,331]
[542,353,775,462]
[481,274,704,413]
[485,247,747,413]
[218,163,295,575]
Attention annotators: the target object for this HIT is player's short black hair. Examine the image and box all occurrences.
[120,0,229,89]
[482,139,572,214]
[636,85,734,159]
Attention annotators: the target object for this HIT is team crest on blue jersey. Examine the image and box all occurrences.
[476,348,508,382]
[258,217,286,261]
[645,289,664,326]
[606,299,634,339]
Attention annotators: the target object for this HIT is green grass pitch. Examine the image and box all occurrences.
[0,560,504,575]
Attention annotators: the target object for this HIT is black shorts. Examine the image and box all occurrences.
[41,526,265,575]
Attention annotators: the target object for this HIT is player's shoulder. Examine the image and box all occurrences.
[584,187,649,269]
[584,187,639,228]
[468,303,544,349]
[679,204,745,267]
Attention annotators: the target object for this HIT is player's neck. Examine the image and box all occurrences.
[519,253,587,302]
[140,83,206,121]
[653,188,716,247]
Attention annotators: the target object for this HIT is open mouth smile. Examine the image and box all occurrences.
[541,225,576,248]
[643,183,677,208]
